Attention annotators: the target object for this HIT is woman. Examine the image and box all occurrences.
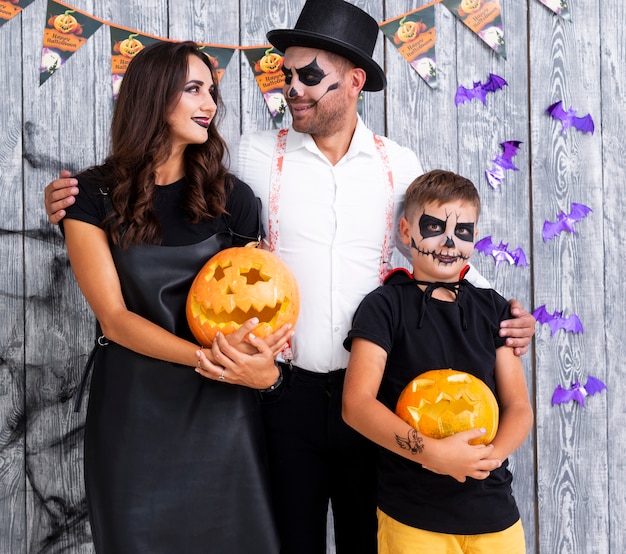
[61,41,288,553]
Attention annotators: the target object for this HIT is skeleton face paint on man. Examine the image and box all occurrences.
[281,47,350,136]
[403,201,478,282]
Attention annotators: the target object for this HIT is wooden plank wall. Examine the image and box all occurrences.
[0,0,623,552]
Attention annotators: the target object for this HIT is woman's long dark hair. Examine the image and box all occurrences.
[102,41,230,247]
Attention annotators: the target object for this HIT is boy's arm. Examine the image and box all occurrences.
[342,338,502,483]
[489,346,534,462]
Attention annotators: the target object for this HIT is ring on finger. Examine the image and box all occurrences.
[218,368,226,381]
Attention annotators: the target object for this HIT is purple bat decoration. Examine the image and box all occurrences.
[552,375,607,408]
[485,140,522,189]
[475,236,527,267]
[542,202,592,241]
[455,73,508,106]
[546,100,595,134]
[533,305,583,336]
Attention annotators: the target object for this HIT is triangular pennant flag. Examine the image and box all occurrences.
[242,46,287,124]
[536,0,570,20]
[380,2,438,89]
[39,0,103,84]
[0,0,36,28]
[197,43,236,84]
[441,0,506,59]
[109,26,166,99]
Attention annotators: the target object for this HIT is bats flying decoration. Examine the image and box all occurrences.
[551,375,607,408]
[485,140,522,189]
[533,305,583,336]
[546,100,595,134]
[542,203,592,241]
[475,236,527,267]
[455,73,508,106]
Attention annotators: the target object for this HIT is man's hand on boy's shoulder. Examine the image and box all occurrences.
[500,299,536,356]
[44,170,78,224]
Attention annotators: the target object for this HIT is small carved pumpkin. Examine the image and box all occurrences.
[396,20,426,43]
[259,51,283,73]
[396,369,499,445]
[53,11,79,34]
[459,0,482,16]
[186,246,300,346]
[119,34,144,58]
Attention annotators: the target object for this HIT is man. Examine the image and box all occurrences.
[44,2,535,552]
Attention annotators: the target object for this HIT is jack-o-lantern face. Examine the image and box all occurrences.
[260,52,283,73]
[395,369,499,445]
[186,246,300,346]
[53,12,79,34]
[119,35,144,58]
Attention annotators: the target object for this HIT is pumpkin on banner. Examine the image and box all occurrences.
[186,246,299,346]
[395,369,499,445]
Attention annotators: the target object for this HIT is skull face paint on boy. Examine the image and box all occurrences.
[405,202,478,281]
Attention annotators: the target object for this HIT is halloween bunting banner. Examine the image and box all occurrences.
[197,44,237,85]
[441,0,507,59]
[109,26,166,98]
[242,46,287,123]
[379,2,438,89]
[40,0,102,84]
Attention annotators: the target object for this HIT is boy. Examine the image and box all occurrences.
[342,169,533,553]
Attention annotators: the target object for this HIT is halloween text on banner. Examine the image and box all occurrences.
[40,0,102,84]
[379,2,439,89]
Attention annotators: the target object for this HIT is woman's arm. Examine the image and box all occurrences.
[342,338,502,483]
[64,219,287,387]
[489,346,534,461]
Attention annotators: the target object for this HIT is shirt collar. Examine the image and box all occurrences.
[286,115,378,162]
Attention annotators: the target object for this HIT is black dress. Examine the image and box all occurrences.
[65,174,279,553]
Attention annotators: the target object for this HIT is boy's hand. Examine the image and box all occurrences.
[44,170,78,224]
[500,299,536,356]
[421,428,502,482]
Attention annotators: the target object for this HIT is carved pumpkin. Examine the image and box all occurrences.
[186,246,299,346]
[53,11,79,34]
[119,35,144,58]
[395,369,499,445]
[459,0,482,16]
[259,51,283,73]
[396,20,426,43]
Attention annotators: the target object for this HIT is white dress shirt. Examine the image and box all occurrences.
[236,117,425,372]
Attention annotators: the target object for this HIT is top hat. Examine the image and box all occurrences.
[266,0,386,91]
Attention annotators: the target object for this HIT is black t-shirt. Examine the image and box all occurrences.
[344,269,520,535]
[62,169,263,247]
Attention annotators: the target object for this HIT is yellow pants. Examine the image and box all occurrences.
[377,508,526,554]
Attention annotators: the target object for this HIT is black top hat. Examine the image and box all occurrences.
[267,0,386,91]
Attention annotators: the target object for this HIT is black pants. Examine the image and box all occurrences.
[261,364,378,554]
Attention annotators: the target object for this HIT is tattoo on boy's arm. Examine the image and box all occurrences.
[395,429,424,454]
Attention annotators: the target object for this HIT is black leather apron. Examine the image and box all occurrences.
[83,233,279,553]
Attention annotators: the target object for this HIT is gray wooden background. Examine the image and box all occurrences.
[1,0,623,552]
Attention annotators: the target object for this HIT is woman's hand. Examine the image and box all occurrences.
[195,322,293,389]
